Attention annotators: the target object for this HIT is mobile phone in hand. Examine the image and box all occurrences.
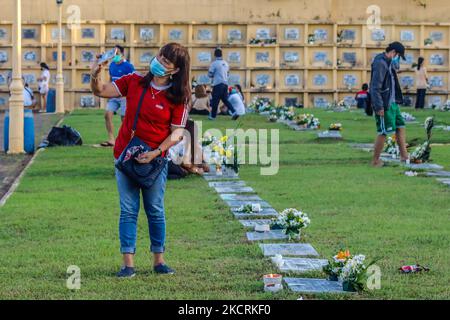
[98,48,117,65]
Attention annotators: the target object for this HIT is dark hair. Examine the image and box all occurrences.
[115,45,125,54]
[194,84,208,99]
[417,57,425,70]
[40,62,49,70]
[214,48,222,58]
[362,83,369,91]
[140,43,191,105]
[235,84,243,95]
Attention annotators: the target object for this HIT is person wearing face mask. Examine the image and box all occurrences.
[369,42,409,167]
[90,43,190,278]
[100,45,135,147]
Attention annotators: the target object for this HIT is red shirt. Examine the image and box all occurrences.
[112,73,188,159]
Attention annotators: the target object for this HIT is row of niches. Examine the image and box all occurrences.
[1,68,448,93]
[0,46,448,70]
[0,24,450,46]
[251,93,450,109]
[1,91,447,111]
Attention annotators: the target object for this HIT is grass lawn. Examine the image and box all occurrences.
[0,107,449,300]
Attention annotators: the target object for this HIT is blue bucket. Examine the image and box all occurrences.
[3,110,35,154]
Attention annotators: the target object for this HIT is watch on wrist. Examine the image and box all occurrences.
[157,147,163,156]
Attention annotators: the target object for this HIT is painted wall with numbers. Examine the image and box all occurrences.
[0,0,450,109]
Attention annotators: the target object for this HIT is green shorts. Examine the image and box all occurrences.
[375,103,406,135]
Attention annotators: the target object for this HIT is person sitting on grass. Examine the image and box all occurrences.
[168,119,210,179]
[355,83,372,116]
[90,43,190,277]
[190,84,211,115]
[228,86,246,117]
[369,42,409,167]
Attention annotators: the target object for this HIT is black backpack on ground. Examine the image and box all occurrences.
[45,125,83,147]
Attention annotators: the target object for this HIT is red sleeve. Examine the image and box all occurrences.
[112,73,136,97]
[171,103,189,128]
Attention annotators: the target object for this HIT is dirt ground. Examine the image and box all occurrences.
[0,111,63,200]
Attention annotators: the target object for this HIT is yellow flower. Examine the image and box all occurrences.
[219,148,225,156]
[213,145,220,152]
[336,250,351,261]
[226,150,232,158]
[220,136,229,143]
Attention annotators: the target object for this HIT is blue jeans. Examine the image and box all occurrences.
[115,163,168,254]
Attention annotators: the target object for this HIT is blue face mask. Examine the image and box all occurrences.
[392,55,400,64]
[150,57,169,77]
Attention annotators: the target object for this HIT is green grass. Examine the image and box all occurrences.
[0,108,449,299]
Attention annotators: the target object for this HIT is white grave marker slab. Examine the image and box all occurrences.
[318,131,342,139]
[208,181,246,188]
[277,258,328,273]
[215,186,255,194]
[233,208,278,219]
[226,200,271,208]
[405,163,443,170]
[247,230,288,241]
[239,219,273,228]
[220,194,262,201]
[260,243,319,257]
[424,171,450,177]
[284,278,349,294]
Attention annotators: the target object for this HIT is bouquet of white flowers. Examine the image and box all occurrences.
[270,208,310,240]
[323,249,352,281]
[294,114,320,129]
[248,96,274,113]
[384,135,400,157]
[339,255,379,292]
[411,117,434,163]
[401,112,416,122]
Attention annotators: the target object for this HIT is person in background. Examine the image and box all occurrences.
[369,42,409,167]
[23,79,37,110]
[101,45,135,147]
[37,62,50,113]
[190,84,211,115]
[228,86,246,117]
[415,57,428,109]
[355,83,372,116]
[235,84,245,104]
[208,48,238,120]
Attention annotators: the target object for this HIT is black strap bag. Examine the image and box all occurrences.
[115,87,168,189]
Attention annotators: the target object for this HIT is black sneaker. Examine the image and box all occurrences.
[117,266,136,278]
[154,263,175,275]
[232,114,240,121]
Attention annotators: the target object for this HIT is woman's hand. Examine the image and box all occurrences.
[135,150,160,164]
[90,53,108,78]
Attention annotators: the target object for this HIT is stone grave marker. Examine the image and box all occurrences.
[208,180,246,188]
[424,171,450,178]
[215,186,255,194]
[204,175,239,181]
[276,258,328,273]
[239,219,273,228]
[246,230,288,241]
[437,178,450,186]
[233,208,278,219]
[318,131,342,139]
[225,200,271,208]
[284,278,349,294]
[405,163,443,170]
[259,243,319,257]
[220,194,262,201]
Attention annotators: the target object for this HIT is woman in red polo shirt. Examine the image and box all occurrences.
[90,43,190,277]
